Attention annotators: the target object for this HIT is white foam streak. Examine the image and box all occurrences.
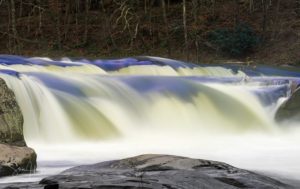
[0,61,299,183]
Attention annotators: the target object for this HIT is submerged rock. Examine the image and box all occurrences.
[0,78,36,177]
[36,154,289,189]
[276,87,300,122]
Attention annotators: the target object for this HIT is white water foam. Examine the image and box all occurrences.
[0,58,299,184]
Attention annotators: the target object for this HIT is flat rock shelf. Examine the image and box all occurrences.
[0,154,292,189]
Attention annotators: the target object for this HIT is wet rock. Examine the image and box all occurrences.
[38,154,290,189]
[0,144,36,177]
[276,87,300,122]
[0,78,37,177]
[0,79,24,146]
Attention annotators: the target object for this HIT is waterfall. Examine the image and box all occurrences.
[0,56,288,143]
[0,55,300,182]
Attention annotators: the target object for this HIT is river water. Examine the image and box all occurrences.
[0,55,299,184]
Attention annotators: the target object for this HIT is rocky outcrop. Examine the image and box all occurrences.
[0,144,36,177]
[35,154,289,189]
[0,79,24,146]
[276,87,300,122]
[0,78,36,177]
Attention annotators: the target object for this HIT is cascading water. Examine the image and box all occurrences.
[0,55,300,183]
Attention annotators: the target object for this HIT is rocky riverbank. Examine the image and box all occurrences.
[0,78,36,177]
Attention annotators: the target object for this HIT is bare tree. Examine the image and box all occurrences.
[10,0,19,52]
[192,0,199,24]
[271,0,281,40]
[262,0,268,37]
[249,0,254,13]
[6,0,12,52]
[183,0,188,60]
[100,0,117,51]
[211,0,216,16]
[56,5,62,50]
[296,0,300,18]
[234,0,240,26]
[63,0,71,40]
[48,0,62,50]
[83,0,89,45]
[162,0,170,55]
[19,0,22,17]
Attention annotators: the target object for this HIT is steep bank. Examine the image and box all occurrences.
[0,78,36,177]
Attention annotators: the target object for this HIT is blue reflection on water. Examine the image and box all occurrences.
[0,55,300,106]
[1,55,300,78]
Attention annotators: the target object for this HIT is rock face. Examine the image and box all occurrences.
[38,154,290,189]
[0,79,24,146]
[276,87,300,122]
[0,144,36,177]
[0,78,36,177]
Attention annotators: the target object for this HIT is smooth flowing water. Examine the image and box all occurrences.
[0,55,300,183]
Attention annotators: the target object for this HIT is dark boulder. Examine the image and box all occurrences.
[276,87,300,122]
[38,154,289,189]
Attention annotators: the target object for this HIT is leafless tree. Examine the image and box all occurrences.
[183,0,188,60]
[9,0,19,52]
[83,0,89,45]
[162,0,170,55]
[296,0,300,18]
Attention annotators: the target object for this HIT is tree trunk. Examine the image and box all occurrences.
[262,0,268,38]
[64,0,71,40]
[162,0,170,55]
[271,0,281,40]
[56,15,62,50]
[296,0,300,18]
[19,0,23,17]
[249,0,254,13]
[101,0,117,51]
[149,0,155,49]
[6,0,12,53]
[10,0,19,52]
[144,0,147,14]
[83,0,89,45]
[195,35,199,63]
[234,0,240,26]
[183,0,188,60]
[75,0,79,45]
[192,0,198,24]
[54,0,62,50]
[37,0,43,35]
[211,0,216,17]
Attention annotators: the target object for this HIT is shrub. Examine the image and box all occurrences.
[209,24,260,57]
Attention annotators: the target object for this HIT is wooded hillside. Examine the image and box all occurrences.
[1,0,300,64]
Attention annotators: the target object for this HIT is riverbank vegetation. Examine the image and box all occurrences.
[0,0,300,65]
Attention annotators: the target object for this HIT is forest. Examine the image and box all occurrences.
[0,0,300,64]
[2,1,300,188]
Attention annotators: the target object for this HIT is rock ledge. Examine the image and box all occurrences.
[0,78,37,177]
[38,154,290,189]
